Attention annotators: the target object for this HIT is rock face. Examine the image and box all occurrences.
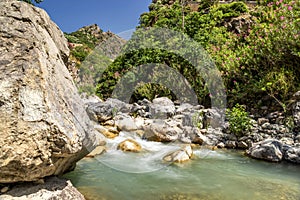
[0,1,100,183]
[0,177,85,200]
[247,139,283,162]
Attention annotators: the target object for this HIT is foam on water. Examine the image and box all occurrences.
[97,131,181,173]
[65,133,300,200]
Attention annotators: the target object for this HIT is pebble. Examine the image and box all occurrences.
[1,186,9,193]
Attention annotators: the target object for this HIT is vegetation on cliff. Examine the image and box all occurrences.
[64,24,126,94]
[94,0,300,112]
[63,0,299,113]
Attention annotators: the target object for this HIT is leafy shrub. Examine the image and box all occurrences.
[226,104,253,137]
[96,47,210,105]
[70,46,89,62]
[214,2,249,18]
[64,34,80,44]
[133,83,174,102]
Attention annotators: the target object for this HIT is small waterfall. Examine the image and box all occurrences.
[96,131,182,173]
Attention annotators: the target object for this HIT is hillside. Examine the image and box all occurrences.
[64,24,126,94]
[95,0,300,112]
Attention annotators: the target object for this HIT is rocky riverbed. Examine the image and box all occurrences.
[0,0,299,199]
[85,96,300,164]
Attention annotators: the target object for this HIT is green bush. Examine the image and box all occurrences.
[96,47,210,105]
[226,104,253,137]
[70,46,89,62]
[64,34,80,44]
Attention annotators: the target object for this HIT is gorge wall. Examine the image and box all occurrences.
[0,0,101,184]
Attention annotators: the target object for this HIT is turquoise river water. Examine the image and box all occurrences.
[64,132,300,200]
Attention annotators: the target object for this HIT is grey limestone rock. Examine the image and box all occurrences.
[0,177,85,200]
[247,139,283,162]
[0,1,100,183]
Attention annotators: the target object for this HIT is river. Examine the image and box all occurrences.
[64,132,300,200]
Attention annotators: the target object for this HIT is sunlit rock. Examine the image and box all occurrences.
[0,177,85,200]
[0,0,100,183]
[163,145,193,163]
[117,139,142,153]
[247,139,283,162]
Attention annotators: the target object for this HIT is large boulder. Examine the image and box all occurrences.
[0,177,85,200]
[0,1,100,183]
[163,145,193,163]
[149,97,176,119]
[114,113,138,132]
[117,139,142,153]
[86,98,132,123]
[283,146,300,164]
[142,119,182,142]
[247,139,283,162]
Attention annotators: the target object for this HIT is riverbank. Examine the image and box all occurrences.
[85,96,300,164]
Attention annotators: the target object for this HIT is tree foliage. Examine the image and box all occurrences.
[93,0,299,111]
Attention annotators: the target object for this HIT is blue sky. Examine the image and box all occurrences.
[37,0,152,34]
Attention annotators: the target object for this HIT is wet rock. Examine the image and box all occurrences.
[95,125,119,139]
[247,139,283,162]
[117,139,142,153]
[143,120,182,142]
[283,146,300,164]
[149,97,175,119]
[0,1,100,183]
[86,146,106,158]
[0,177,85,200]
[163,145,193,163]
